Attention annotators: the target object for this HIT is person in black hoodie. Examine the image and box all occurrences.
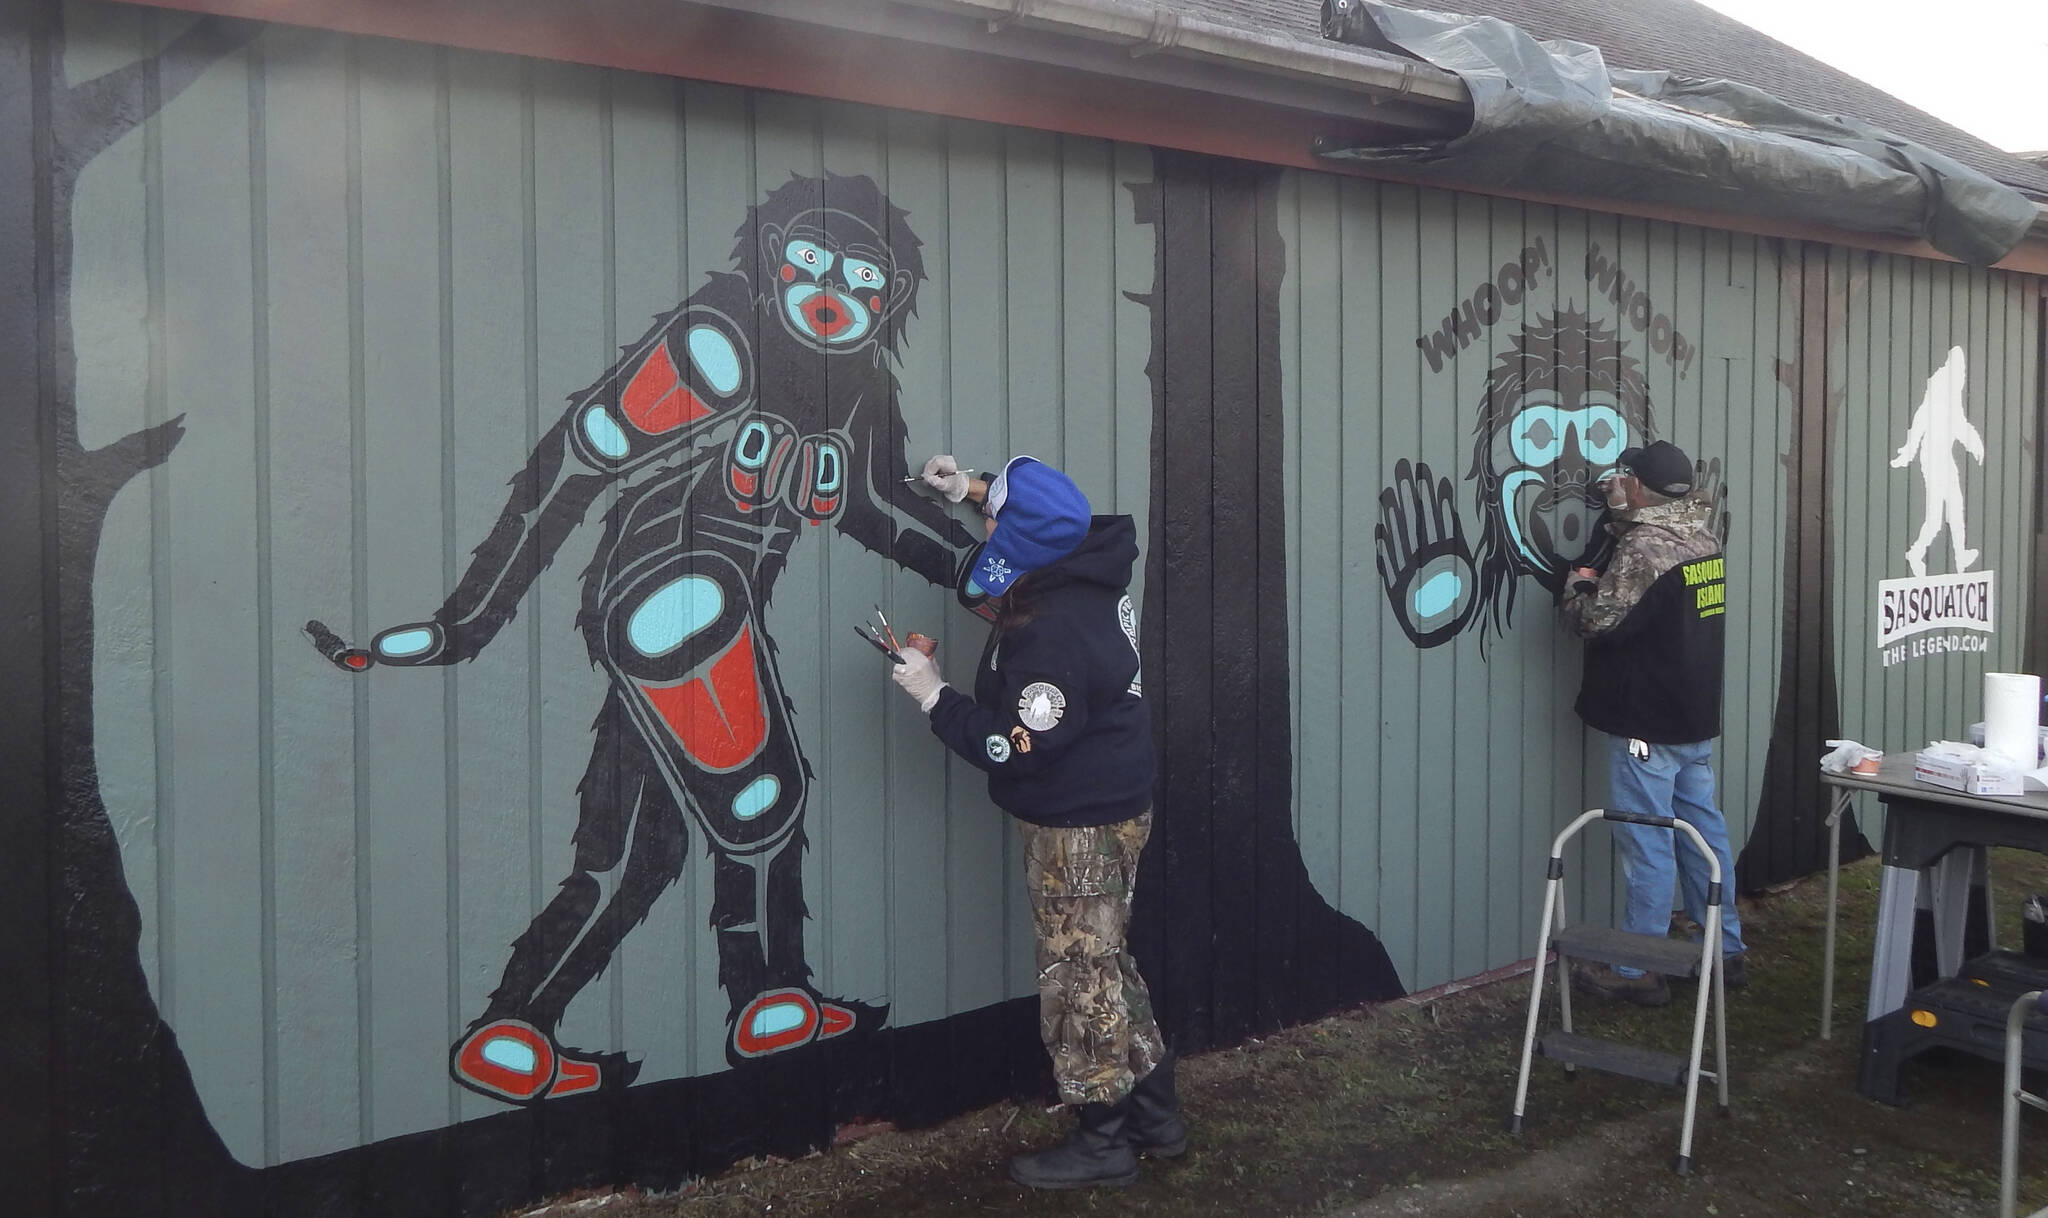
[1560,440,1749,1008]
[889,453,1184,1189]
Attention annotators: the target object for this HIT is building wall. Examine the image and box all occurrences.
[70,5,1159,1170]
[1822,247,2040,851]
[1279,183,1797,990]
[12,2,2042,1214]
[1274,183,2041,993]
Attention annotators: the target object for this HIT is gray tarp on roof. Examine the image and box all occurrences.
[1316,0,2037,265]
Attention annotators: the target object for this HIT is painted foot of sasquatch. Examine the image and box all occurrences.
[450,1017,642,1105]
[727,985,887,1064]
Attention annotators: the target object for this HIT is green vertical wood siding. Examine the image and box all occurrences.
[1829,252,2041,848]
[1281,182,1812,994]
[71,11,1156,1164]
[46,0,2044,1193]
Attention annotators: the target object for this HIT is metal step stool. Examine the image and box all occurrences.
[1507,808,1732,1174]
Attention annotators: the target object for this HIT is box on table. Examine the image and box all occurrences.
[1914,749,2025,796]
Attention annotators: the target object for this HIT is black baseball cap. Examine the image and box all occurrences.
[1616,440,1694,499]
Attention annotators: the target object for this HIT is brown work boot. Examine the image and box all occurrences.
[1570,962,1671,1007]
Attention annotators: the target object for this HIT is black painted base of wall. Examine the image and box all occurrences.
[244,998,1044,1218]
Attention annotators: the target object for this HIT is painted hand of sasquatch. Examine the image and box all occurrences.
[1693,456,1732,545]
[890,644,945,711]
[304,619,375,673]
[921,454,970,503]
[1374,458,1479,649]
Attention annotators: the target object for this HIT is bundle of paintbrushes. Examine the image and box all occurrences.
[853,604,936,665]
[853,604,906,664]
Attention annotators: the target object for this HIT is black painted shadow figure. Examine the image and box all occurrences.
[4,8,266,1217]
[1126,153,1406,1047]
[308,172,977,1102]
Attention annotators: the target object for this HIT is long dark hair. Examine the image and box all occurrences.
[990,569,1042,632]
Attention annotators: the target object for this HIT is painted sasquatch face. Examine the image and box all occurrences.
[765,208,903,351]
[1469,311,1654,592]
[1487,383,1632,572]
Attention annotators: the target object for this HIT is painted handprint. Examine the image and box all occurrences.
[1376,458,1479,648]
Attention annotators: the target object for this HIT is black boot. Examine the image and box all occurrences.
[1121,1051,1188,1157]
[1007,1102,1138,1189]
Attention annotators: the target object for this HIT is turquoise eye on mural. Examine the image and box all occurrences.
[840,256,885,290]
[1510,405,1566,466]
[736,420,774,469]
[783,239,833,278]
[1576,404,1627,463]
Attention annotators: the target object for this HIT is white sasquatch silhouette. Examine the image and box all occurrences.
[1891,345,1984,578]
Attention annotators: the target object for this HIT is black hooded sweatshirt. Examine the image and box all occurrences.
[926,515,1155,827]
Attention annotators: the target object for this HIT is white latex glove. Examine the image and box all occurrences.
[890,646,946,712]
[1819,739,1881,774]
[921,453,970,503]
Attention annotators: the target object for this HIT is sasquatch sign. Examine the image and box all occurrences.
[307,173,978,1104]
[1377,301,1728,649]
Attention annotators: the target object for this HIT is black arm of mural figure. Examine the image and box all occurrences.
[305,294,761,671]
[1375,458,1480,648]
[306,411,612,672]
[834,407,981,587]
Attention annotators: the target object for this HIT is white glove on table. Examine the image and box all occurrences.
[920,454,970,503]
[890,646,946,712]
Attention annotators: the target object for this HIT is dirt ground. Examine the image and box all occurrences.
[513,849,2048,1218]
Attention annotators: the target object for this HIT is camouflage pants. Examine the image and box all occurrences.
[1019,812,1166,1105]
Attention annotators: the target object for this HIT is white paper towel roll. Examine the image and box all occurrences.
[1984,672,2042,766]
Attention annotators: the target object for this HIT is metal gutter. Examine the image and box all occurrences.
[904,0,1468,103]
[690,0,1472,114]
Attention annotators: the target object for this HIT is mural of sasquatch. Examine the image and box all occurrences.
[1378,308,1664,648]
[306,171,978,1104]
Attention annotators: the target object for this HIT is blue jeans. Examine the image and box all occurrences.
[1606,735,1746,976]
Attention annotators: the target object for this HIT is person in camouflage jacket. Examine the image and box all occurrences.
[889,455,1184,1190]
[1560,441,1749,1007]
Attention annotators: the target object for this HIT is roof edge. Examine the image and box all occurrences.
[122,0,2048,275]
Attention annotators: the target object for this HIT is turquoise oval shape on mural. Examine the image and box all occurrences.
[1415,570,1463,620]
[582,406,630,458]
[749,1001,807,1038]
[480,1037,537,1073]
[626,575,723,657]
[376,627,436,658]
[731,775,780,821]
[687,325,743,395]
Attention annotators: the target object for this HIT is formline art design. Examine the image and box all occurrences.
[1891,344,1984,578]
[308,172,978,1103]
[1377,305,1732,650]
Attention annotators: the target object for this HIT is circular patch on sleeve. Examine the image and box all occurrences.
[1017,682,1067,731]
[984,734,1012,763]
